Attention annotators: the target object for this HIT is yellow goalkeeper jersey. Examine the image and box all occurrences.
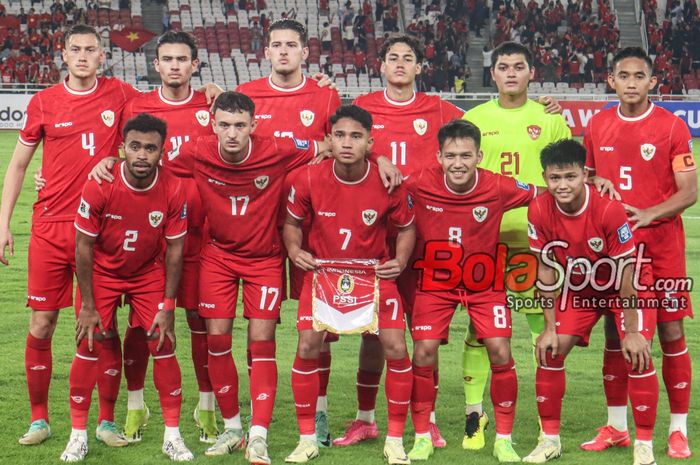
[464,99,571,249]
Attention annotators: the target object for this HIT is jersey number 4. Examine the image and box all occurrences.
[82,133,95,157]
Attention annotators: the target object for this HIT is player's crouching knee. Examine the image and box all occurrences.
[657,319,684,342]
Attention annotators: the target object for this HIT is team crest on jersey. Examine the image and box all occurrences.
[101,110,115,127]
[300,110,315,127]
[362,209,377,226]
[149,211,164,228]
[527,125,541,140]
[195,110,210,127]
[588,237,604,253]
[472,206,488,223]
[337,273,355,294]
[413,118,428,136]
[254,175,269,190]
[640,143,656,161]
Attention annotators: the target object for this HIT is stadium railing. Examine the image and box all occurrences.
[1,84,699,102]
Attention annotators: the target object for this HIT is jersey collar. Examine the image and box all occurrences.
[443,169,479,196]
[218,138,253,165]
[120,162,159,192]
[158,86,194,105]
[383,88,416,106]
[616,101,654,122]
[332,160,371,185]
[63,77,98,96]
[556,184,590,217]
[268,74,307,92]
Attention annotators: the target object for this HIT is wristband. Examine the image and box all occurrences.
[159,298,176,312]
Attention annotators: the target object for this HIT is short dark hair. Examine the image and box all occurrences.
[491,41,533,68]
[438,119,481,151]
[122,113,167,145]
[212,91,256,117]
[65,24,101,47]
[540,139,586,170]
[156,31,198,61]
[329,105,373,132]
[379,33,424,63]
[268,19,308,46]
[611,47,653,73]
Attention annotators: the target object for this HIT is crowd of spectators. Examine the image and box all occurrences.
[490,0,619,86]
[643,0,700,94]
[0,0,133,85]
[405,0,474,92]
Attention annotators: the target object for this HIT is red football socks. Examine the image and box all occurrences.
[249,340,277,428]
[187,315,212,392]
[123,325,149,392]
[491,359,518,435]
[661,337,691,414]
[535,352,566,435]
[25,333,52,423]
[410,364,434,435]
[291,355,319,435]
[385,356,412,437]
[357,369,382,412]
[148,338,182,427]
[318,350,331,397]
[69,339,101,429]
[207,333,240,419]
[97,336,122,424]
[603,339,629,407]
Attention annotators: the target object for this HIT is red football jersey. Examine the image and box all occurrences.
[286,159,415,260]
[236,75,341,140]
[20,77,139,223]
[121,87,213,231]
[74,161,187,278]
[405,167,536,282]
[353,90,465,175]
[584,103,696,226]
[528,185,638,295]
[168,134,317,258]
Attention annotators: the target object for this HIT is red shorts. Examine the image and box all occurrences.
[297,272,406,331]
[635,218,693,322]
[75,268,164,331]
[411,290,512,342]
[198,244,283,320]
[27,221,76,310]
[555,294,657,346]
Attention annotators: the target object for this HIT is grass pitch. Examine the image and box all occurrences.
[0,131,697,465]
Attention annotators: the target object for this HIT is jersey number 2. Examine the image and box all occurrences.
[123,230,138,251]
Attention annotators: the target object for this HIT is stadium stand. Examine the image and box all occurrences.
[0,0,148,88]
[643,0,700,95]
[167,0,392,92]
[491,0,620,95]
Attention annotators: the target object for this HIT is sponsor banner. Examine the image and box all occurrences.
[554,101,700,137]
[0,94,31,130]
